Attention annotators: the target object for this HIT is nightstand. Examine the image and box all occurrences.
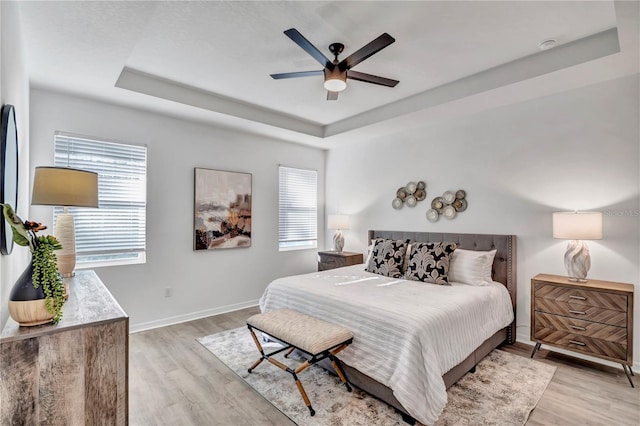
[317,251,363,271]
[530,273,635,387]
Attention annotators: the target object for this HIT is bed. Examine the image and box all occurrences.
[259,230,517,425]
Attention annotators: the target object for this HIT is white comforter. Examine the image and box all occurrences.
[259,264,514,425]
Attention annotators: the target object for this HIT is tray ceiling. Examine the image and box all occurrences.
[18,1,638,148]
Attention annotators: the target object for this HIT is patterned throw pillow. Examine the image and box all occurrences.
[365,238,409,278]
[405,242,457,285]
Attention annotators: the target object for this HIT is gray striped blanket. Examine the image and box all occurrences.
[259,264,514,425]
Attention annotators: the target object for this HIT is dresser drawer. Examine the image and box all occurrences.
[319,255,338,266]
[534,328,628,362]
[534,297,627,327]
[534,282,627,311]
[318,251,363,272]
[534,312,627,344]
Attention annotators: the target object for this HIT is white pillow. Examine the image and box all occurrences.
[448,248,497,285]
[364,242,374,267]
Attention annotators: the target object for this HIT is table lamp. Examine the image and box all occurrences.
[328,214,349,253]
[31,167,98,277]
[552,211,603,282]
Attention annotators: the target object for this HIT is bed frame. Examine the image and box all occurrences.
[319,230,517,424]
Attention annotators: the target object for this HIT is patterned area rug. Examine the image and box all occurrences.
[198,327,556,426]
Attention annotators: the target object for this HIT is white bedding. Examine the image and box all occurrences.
[259,264,514,425]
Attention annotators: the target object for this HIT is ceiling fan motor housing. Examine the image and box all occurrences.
[324,66,347,91]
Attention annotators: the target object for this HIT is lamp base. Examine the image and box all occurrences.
[564,240,591,282]
[54,213,77,277]
[333,230,344,253]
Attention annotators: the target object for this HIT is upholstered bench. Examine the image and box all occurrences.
[246,309,353,416]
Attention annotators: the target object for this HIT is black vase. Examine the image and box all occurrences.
[7,261,54,326]
[9,262,45,301]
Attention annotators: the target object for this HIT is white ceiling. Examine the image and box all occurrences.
[17,1,639,149]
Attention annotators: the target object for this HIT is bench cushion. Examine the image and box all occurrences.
[247,309,353,355]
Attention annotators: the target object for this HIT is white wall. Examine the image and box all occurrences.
[30,89,325,331]
[326,74,640,368]
[0,2,31,328]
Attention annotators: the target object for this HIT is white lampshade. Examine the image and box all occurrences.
[553,212,603,240]
[328,215,350,230]
[32,167,98,207]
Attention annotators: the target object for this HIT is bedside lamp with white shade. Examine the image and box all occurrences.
[552,211,603,282]
[328,214,349,253]
[31,167,99,277]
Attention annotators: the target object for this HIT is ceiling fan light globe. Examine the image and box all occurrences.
[324,79,347,92]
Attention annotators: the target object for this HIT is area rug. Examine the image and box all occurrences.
[198,327,556,426]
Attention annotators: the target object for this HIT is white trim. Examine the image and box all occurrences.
[129,299,259,333]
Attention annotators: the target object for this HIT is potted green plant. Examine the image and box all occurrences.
[2,203,66,325]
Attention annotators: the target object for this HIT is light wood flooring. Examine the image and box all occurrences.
[130,306,640,426]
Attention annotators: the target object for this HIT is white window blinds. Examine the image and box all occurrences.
[278,166,317,250]
[54,133,147,265]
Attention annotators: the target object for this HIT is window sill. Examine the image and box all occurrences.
[76,253,146,269]
[278,243,318,252]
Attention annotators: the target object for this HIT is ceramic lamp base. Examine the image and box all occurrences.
[54,213,76,277]
[564,240,591,282]
[333,230,344,253]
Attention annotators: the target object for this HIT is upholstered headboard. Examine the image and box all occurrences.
[368,230,517,344]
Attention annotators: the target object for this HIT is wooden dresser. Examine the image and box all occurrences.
[318,251,364,271]
[530,273,634,386]
[1,270,129,424]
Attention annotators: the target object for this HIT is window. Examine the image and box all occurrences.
[54,133,147,266]
[278,166,317,251]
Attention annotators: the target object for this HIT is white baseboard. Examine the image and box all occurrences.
[516,329,640,372]
[129,299,259,333]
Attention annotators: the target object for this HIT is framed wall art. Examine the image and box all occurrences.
[194,168,252,251]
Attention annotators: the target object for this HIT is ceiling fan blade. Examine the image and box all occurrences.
[270,70,324,79]
[284,28,333,68]
[347,70,399,87]
[327,91,339,100]
[339,33,395,70]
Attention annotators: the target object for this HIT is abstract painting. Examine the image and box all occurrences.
[194,168,252,250]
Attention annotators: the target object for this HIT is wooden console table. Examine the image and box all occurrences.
[1,270,129,424]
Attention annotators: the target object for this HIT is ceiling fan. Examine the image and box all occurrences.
[271,28,399,100]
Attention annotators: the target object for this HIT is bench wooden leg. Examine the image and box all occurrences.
[329,355,352,392]
[284,347,295,358]
[329,344,352,392]
[294,360,311,374]
[294,374,315,416]
[247,327,265,373]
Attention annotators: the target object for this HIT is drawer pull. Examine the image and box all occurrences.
[569,295,586,300]
[569,310,586,315]
[569,340,586,346]
[569,325,586,331]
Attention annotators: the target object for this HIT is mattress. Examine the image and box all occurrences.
[259,264,514,425]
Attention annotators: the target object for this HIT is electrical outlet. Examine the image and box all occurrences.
[164,287,172,298]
